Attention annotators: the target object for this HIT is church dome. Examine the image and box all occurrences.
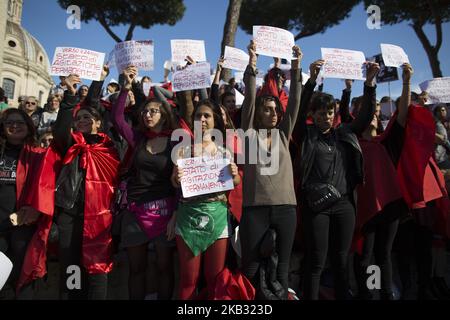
[4,20,51,79]
[0,0,53,107]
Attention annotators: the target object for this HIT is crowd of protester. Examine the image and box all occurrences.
[0,39,449,301]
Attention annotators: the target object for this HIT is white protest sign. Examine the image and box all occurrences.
[171,39,206,63]
[164,60,172,70]
[114,40,154,72]
[235,88,245,106]
[321,48,366,80]
[223,46,249,72]
[143,82,151,97]
[177,157,234,198]
[419,77,450,104]
[50,47,105,81]
[380,43,410,68]
[253,25,295,60]
[234,71,244,83]
[302,72,310,85]
[172,62,212,92]
[256,75,264,87]
[0,252,13,290]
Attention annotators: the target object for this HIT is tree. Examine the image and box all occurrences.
[58,0,186,42]
[365,0,449,78]
[220,0,244,81]
[238,0,360,40]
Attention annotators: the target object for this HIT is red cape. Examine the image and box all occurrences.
[17,132,120,292]
[16,143,62,292]
[392,105,448,237]
[396,105,437,208]
[64,132,120,274]
[356,139,403,232]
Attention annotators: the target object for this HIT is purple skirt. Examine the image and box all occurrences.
[128,197,176,240]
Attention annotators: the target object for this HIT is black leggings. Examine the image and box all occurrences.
[240,205,297,299]
[396,218,433,297]
[302,198,355,300]
[0,224,36,299]
[127,242,175,300]
[354,216,399,298]
[56,207,108,300]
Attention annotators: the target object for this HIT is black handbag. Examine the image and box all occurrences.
[304,145,341,213]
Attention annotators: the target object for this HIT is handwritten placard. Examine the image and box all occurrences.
[369,53,398,83]
[223,46,249,72]
[177,157,233,198]
[171,39,206,63]
[253,26,295,60]
[321,48,366,80]
[50,47,105,81]
[380,43,409,68]
[419,77,450,104]
[172,62,211,92]
[114,40,154,72]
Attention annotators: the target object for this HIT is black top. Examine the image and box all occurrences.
[0,143,22,222]
[127,138,175,204]
[307,130,349,196]
[381,120,405,167]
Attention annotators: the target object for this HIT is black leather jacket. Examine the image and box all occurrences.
[298,124,364,191]
[293,82,377,194]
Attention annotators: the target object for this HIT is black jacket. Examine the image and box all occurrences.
[294,83,377,193]
[298,124,364,191]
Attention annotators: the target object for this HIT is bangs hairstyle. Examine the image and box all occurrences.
[74,106,103,132]
[138,99,178,132]
[0,108,37,146]
[433,103,447,118]
[309,92,336,114]
[254,95,283,129]
[193,99,226,137]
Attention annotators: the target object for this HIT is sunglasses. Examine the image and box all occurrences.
[25,101,36,105]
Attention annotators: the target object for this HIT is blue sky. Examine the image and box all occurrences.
[22,0,450,100]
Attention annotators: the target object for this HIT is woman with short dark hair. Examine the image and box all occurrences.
[295,60,380,300]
